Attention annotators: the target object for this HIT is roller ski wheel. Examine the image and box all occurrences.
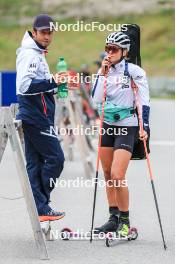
[127,227,138,241]
[60,228,109,241]
[60,227,73,240]
[105,227,138,247]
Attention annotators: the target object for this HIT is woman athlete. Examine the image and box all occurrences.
[92,31,150,237]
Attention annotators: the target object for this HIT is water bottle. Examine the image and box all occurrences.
[56,57,68,98]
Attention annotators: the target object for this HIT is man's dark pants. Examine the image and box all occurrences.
[22,123,65,215]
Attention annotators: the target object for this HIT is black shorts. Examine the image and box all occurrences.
[101,122,138,154]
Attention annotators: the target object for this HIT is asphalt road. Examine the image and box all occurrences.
[0,99,175,264]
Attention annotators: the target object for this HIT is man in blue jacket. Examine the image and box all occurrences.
[16,14,66,222]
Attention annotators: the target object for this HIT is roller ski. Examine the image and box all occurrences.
[61,208,120,241]
[105,215,138,247]
[60,227,110,241]
[60,224,138,243]
[39,209,65,241]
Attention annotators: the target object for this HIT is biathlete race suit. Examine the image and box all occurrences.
[16,31,65,220]
[92,58,150,235]
[92,59,150,153]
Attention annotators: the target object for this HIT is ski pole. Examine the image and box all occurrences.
[90,73,108,243]
[132,79,167,250]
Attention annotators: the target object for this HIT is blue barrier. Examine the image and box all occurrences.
[0,71,17,106]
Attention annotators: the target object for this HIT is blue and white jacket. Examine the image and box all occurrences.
[16,31,57,127]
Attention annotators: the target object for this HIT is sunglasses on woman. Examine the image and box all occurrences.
[105,45,121,54]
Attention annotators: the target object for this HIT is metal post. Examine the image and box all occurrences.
[65,91,94,178]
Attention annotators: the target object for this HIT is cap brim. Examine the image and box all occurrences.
[34,26,54,31]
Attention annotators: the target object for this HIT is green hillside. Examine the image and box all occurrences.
[0,10,175,76]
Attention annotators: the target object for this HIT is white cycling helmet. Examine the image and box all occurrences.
[106,31,130,52]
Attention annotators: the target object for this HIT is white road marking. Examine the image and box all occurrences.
[151,140,175,146]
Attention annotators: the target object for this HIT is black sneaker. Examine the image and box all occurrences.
[94,214,119,234]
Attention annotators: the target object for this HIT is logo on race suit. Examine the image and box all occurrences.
[121,75,130,89]
[121,143,132,149]
[134,75,143,80]
[28,63,37,74]
[29,63,37,68]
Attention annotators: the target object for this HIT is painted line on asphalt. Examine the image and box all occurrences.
[151,140,175,146]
